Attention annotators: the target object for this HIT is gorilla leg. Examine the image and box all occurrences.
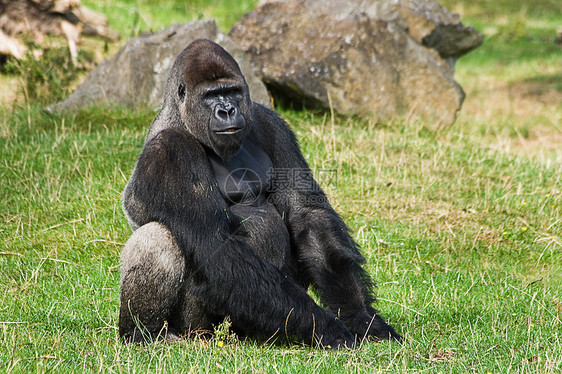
[119,222,186,342]
[174,277,221,335]
[291,213,401,342]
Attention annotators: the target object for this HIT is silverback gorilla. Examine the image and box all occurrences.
[120,39,401,348]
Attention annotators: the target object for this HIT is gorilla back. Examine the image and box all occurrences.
[120,39,401,348]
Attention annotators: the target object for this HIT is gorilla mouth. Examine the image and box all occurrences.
[214,127,242,135]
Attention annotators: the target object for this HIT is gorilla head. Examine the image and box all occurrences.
[166,39,253,161]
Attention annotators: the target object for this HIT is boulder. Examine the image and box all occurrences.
[48,19,271,112]
[231,0,482,127]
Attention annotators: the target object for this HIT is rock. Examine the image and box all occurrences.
[48,19,271,112]
[0,29,25,59]
[255,0,482,65]
[362,0,482,57]
[231,0,482,127]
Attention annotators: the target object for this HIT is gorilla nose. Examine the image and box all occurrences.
[211,103,246,134]
[214,104,237,121]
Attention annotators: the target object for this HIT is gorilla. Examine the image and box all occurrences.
[119,39,400,349]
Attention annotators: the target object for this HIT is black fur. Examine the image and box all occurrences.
[120,39,400,348]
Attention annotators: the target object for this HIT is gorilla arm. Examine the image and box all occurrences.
[123,127,354,348]
[251,104,401,342]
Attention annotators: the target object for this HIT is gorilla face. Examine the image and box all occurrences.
[171,39,252,161]
[198,79,248,160]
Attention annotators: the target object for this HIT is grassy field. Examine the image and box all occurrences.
[1,0,561,372]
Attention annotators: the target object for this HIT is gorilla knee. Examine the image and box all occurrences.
[119,222,186,342]
[120,222,184,277]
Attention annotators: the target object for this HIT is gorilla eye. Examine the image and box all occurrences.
[178,83,186,101]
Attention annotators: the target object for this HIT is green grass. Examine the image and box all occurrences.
[82,0,259,36]
[1,0,561,372]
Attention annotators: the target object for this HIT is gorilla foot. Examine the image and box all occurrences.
[324,337,358,350]
[122,326,182,344]
[350,312,402,344]
[366,320,403,344]
[369,316,402,343]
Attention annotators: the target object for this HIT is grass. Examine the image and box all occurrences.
[1,0,561,372]
[82,0,258,37]
[441,0,562,152]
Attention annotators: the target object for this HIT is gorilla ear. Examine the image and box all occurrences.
[178,83,186,102]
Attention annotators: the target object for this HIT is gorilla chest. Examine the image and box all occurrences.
[207,140,273,206]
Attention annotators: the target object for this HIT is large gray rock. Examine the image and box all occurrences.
[347,0,482,57]
[49,19,271,112]
[231,0,482,127]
